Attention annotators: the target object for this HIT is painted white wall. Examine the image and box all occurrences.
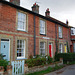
[71,28,75,35]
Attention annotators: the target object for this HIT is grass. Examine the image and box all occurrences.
[25,65,64,75]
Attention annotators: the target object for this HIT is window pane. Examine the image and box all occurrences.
[59,27,62,38]
[40,20,45,34]
[40,42,45,56]
[17,40,25,58]
[18,12,26,31]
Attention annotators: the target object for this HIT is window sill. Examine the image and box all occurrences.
[16,58,27,60]
[59,37,63,39]
[40,34,46,36]
[17,30,28,32]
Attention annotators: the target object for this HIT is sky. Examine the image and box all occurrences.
[6,0,75,27]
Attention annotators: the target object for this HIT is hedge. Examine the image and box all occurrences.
[55,53,75,63]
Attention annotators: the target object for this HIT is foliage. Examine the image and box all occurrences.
[47,56,53,64]
[25,57,46,67]
[0,54,4,60]
[55,53,75,64]
[0,54,9,71]
[0,60,9,71]
[25,56,53,68]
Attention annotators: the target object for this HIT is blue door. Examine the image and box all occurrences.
[1,40,9,61]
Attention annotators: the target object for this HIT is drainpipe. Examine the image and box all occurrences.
[55,24,58,53]
[33,16,36,57]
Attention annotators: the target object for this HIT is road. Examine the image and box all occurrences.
[45,64,75,75]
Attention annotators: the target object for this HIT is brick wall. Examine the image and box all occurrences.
[0,3,70,61]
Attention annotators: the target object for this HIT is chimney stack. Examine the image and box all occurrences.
[32,3,39,14]
[45,8,50,17]
[10,0,20,6]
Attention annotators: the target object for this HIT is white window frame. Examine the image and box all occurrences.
[59,26,62,38]
[59,43,63,53]
[40,20,46,34]
[17,40,25,59]
[17,12,26,31]
[40,42,45,56]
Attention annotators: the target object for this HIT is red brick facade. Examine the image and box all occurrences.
[69,27,75,53]
[0,1,70,61]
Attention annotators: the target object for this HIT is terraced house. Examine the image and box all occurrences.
[0,0,70,61]
[69,26,75,53]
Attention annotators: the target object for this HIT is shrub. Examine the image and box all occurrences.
[25,56,53,68]
[0,54,4,60]
[55,53,75,64]
[48,56,53,64]
[0,54,9,71]
[0,60,9,71]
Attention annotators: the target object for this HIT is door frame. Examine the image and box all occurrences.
[1,39,10,61]
[48,41,54,58]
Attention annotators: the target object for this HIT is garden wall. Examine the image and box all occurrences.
[24,58,63,74]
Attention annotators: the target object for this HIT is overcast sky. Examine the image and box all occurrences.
[6,0,75,27]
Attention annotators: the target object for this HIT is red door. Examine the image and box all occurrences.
[49,44,52,57]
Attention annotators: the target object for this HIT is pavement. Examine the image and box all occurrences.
[44,64,75,75]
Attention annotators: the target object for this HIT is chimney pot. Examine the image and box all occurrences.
[32,3,39,14]
[66,20,69,25]
[45,8,50,17]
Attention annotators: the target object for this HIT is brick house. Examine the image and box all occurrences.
[69,26,75,52]
[0,0,70,61]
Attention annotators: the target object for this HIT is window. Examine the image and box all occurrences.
[17,40,25,59]
[71,28,75,35]
[71,30,74,35]
[40,42,45,56]
[17,12,26,31]
[40,20,46,34]
[59,26,62,38]
[59,43,63,53]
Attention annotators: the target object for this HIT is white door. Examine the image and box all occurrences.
[1,39,10,61]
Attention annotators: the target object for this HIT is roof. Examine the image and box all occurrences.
[69,26,75,28]
[1,0,69,28]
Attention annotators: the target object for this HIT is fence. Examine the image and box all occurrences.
[11,60,24,75]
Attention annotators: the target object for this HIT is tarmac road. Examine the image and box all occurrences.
[44,64,75,75]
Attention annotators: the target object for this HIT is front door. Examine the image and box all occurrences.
[64,44,67,53]
[49,43,53,57]
[1,39,10,61]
